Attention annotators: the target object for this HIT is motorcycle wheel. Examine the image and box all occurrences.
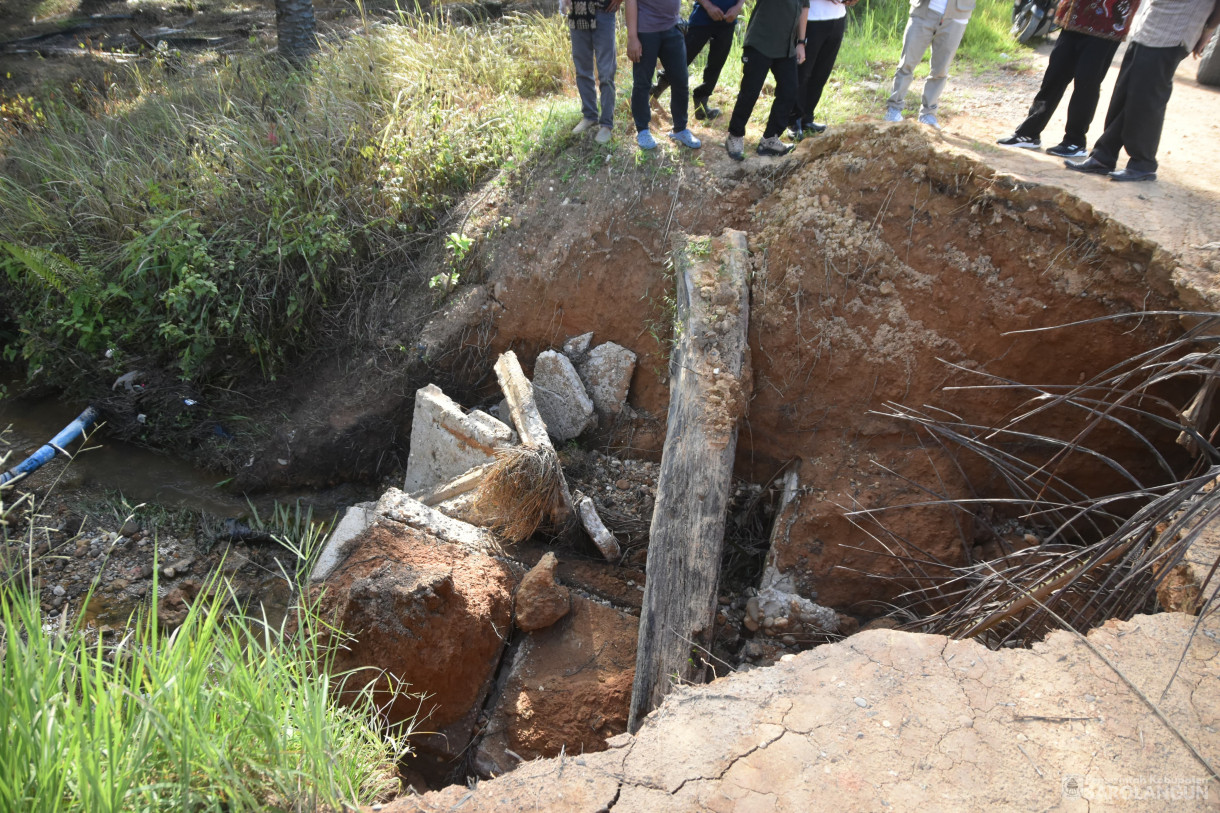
[1012,5,1042,44]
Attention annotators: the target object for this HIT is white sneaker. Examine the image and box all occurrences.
[594,125,612,144]
[572,118,597,135]
[918,113,940,129]
[883,107,903,123]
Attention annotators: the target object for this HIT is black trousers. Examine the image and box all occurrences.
[789,17,845,128]
[1091,41,1187,172]
[654,21,737,103]
[1014,29,1120,147]
[729,46,798,139]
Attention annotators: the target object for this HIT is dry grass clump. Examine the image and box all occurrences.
[475,443,561,542]
[856,314,1220,647]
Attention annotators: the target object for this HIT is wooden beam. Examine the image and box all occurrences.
[494,350,575,527]
[628,230,752,732]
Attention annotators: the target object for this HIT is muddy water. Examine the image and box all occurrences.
[0,393,247,517]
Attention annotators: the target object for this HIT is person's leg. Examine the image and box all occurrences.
[729,46,772,137]
[571,27,598,124]
[919,14,968,117]
[657,26,690,132]
[632,30,664,131]
[764,56,799,138]
[657,22,709,98]
[887,8,937,112]
[593,10,617,127]
[1014,29,1085,140]
[794,17,845,127]
[693,22,734,102]
[1060,34,1120,148]
[1114,43,1187,172]
[1089,44,1136,167]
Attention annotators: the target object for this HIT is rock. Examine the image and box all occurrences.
[309,501,377,582]
[157,580,202,630]
[386,611,1220,812]
[375,489,501,555]
[403,384,517,495]
[317,521,516,774]
[169,556,194,574]
[474,594,637,777]
[531,350,596,442]
[52,584,66,597]
[119,519,141,538]
[514,552,570,632]
[562,331,594,360]
[578,341,637,416]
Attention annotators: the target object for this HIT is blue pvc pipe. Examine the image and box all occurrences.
[0,406,99,486]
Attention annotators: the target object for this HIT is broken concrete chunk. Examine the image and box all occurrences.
[376,488,501,554]
[514,551,571,632]
[579,342,637,416]
[563,331,594,360]
[532,350,596,442]
[317,521,516,779]
[574,490,622,561]
[404,384,517,495]
[309,501,377,581]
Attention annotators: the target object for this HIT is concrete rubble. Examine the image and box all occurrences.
[531,350,597,442]
[578,340,637,417]
[513,551,571,632]
[403,384,516,495]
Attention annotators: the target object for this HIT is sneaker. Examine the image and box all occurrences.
[918,113,940,129]
[883,107,903,123]
[693,98,721,121]
[725,134,745,161]
[572,118,597,135]
[806,122,828,134]
[1046,142,1087,158]
[668,129,702,149]
[997,133,1041,149]
[757,135,793,157]
[594,125,613,145]
[637,130,658,150]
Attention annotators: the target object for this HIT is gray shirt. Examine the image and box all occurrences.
[636,0,681,33]
[1130,0,1219,49]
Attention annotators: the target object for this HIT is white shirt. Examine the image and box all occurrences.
[807,0,847,21]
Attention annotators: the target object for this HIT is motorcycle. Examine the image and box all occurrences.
[1011,0,1059,44]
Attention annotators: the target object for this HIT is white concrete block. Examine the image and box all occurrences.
[404,384,516,494]
[376,488,501,554]
[532,350,596,442]
[310,501,377,581]
[579,342,637,416]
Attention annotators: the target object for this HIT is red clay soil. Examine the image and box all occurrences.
[482,123,1187,611]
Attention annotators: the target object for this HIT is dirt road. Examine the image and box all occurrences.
[940,37,1220,292]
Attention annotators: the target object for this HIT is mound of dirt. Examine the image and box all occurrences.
[482,122,1188,613]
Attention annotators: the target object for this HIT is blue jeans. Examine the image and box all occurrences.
[632,26,688,132]
[571,11,618,127]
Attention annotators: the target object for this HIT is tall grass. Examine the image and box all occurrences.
[0,457,412,812]
[0,569,410,812]
[0,10,573,391]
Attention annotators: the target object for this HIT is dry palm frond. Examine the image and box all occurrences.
[473,444,561,542]
[854,314,1220,648]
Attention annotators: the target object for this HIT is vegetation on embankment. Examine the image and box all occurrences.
[0,9,572,400]
[0,0,1023,444]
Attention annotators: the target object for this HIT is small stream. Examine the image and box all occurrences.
[0,387,380,537]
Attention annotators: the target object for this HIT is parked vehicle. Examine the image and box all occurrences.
[1012,0,1059,44]
[1199,29,1220,87]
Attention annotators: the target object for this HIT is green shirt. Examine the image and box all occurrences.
[743,0,810,59]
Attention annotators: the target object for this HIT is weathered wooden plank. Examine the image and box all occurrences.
[628,230,752,731]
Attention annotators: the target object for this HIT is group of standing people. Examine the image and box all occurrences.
[564,0,866,158]
[565,0,1220,174]
[998,0,1219,182]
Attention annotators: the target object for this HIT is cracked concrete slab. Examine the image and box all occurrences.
[378,611,1220,812]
